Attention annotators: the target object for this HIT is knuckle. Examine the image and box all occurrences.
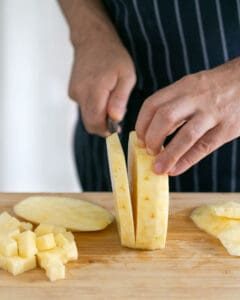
[68,83,85,101]
[181,155,195,168]
[159,108,176,124]
[195,140,211,155]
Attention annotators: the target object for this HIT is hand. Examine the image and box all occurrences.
[69,38,136,136]
[135,57,240,176]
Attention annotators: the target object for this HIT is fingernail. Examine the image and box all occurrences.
[147,148,156,156]
[138,139,145,148]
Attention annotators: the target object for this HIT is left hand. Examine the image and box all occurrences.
[135,57,240,176]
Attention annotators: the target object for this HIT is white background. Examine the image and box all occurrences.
[0,0,80,192]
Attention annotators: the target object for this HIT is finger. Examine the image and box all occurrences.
[144,97,195,155]
[83,88,110,136]
[135,80,187,144]
[154,114,216,174]
[168,124,224,176]
[107,75,136,121]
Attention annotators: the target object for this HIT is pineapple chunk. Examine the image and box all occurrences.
[37,248,68,266]
[43,257,65,282]
[14,196,114,231]
[55,233,78,261]
[2,255,36,276]
[15,230,37,258]
[128,131,169,250]
[36,233,56,251]
[106,133,135,248]
[35,223,66,237]
[0,254,7,269]
[0,212,20,238]
[20,222,33,232]
[0,237,18,257]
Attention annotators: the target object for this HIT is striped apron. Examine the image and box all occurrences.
[74,0,240,192]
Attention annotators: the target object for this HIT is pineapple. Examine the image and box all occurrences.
[36,233,56,251]
[0,212,21,238]
[15,230,37,258]
[20,222,33,232]
[0,237,18,257]
[1,255,36,276]
[14,196,114,231]
[128,132,169,250]
[35,223,66,237]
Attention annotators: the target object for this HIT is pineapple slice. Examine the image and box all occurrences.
[128,131,169,250]
[210,202,240,219]
[1,255,36,276]
[35,223,66,237]
[106,133,135,248]
[191,205,240,237]
[0,237,18,257]
[36,233,56,251]
[15,230,37,258]
[14,196,114,231]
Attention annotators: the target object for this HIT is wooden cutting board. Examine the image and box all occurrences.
[1,192,240,300]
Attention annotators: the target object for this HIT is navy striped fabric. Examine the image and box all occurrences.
[74,0,240,192]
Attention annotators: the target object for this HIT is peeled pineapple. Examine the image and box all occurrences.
[106,131,169,250]
[15,230,38,258]
[36,233,56,251]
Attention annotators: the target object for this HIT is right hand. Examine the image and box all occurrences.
[69,38,136,136]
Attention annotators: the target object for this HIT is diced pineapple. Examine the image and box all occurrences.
[0,212,20,238]
[37,248,68,266]
[3,255,36,276]
[54,232,78,261]
[0,237,18,257]
[35,223,66,237]
[0,254,7,269]
[36,233,56,251]
[15,230,37,258]
[45,259,65,282]
[20,222,33,232]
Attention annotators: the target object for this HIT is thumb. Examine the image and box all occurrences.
[107,76,135,121]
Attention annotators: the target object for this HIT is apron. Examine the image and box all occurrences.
[74,0,240,192]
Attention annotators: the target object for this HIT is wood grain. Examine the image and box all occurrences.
[0,192,240,300]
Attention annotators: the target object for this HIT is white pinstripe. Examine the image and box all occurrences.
[174,0,190,74]
[119,0,144,88]
[236,0,240,25]
[215,0,228,61]
[215,0,237,192]
[132,0,158,91]
[174,0,199,191]
[194,0,210,69]
[153,0,173,83]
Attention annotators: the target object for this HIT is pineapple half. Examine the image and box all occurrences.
[106,131,169,250]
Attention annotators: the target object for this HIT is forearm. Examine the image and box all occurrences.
[58,0,121,48]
